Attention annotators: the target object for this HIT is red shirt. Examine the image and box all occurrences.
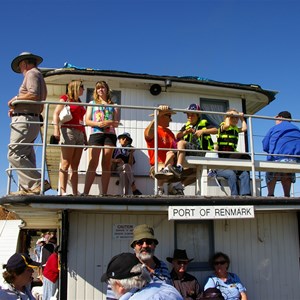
[146,126,177,166]
[43,252,59,283]
[60,94,86,133]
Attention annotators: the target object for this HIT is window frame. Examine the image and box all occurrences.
[174,220,214,271]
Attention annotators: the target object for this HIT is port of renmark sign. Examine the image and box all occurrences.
[168,206,255,220]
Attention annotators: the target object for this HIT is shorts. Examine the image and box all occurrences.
[265,158,298,184]
[88,133,117,146]
[185,142,204,157]
[60,127,85,145]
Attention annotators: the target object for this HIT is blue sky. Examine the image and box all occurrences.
[1,0,300,196]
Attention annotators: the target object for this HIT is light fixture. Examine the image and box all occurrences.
[165,79,172,87]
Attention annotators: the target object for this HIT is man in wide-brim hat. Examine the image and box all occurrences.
[7,51,50,196]
[144,105,183,195]
[167,249,202,299]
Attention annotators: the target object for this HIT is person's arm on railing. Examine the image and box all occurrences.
[239,112,247,133]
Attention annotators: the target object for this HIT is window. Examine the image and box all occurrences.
[175,221,214,271]
[200,98,229,127]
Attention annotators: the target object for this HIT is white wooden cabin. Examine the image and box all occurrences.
[1,65,300,300]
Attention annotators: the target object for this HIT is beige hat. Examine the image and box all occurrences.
[130,224,158,248]
[11,52,43,73]
[149,105,176,117]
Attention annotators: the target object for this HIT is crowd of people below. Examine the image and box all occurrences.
[7,51,300,198]
[0,224,248,299]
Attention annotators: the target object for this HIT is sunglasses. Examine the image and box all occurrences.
[176,260,188,265]
[135,239,155,246]
[80,84,84,89]
[214,260,227,266]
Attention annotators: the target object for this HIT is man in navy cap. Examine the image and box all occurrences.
[7,52,50,195]
[0,253,40,299]
[263,111,300,197]
[111,132,142,195]
[102,252,183,300]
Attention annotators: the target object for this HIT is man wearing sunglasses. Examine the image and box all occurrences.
[167,249,202,300]
[106,224,172,300]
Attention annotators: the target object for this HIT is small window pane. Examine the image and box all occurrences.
[175,221,214,270]
[200,98,229,127]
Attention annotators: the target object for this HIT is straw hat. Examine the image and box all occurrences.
[149,105,176,117]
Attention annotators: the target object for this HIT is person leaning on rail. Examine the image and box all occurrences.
[52,80,87,196]
[7,52,51,195]
[144,105,195,195]
[262,110,300,197]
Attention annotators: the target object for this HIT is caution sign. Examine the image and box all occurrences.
[168,206,254,220]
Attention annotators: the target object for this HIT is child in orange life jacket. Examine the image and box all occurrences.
[169,104,218,178]
[216,108,251,196]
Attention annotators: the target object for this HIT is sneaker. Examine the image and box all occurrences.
[168,185,177,195]
[9,190,35,196]
[157,187,165,196]
[154,168,174,180]
[30,180,52,195]
[133,189,142,195]
[207,169,217,177]
[175,188,185,195]
[168,165,183,179]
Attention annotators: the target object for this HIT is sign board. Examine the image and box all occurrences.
[113,224,135,239]
[168,206,255,220]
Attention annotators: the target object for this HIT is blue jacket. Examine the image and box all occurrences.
[262,121,300,161]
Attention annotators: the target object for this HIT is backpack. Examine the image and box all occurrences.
[196,288,224,300]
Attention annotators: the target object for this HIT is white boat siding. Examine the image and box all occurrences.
[66,211,299,300]
[0,220,22,286]
[2,67,300,300]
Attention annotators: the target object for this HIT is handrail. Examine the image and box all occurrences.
[6,99,300,196]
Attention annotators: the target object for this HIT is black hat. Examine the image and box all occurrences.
[11,52,43,73]
[101,253,141,282]
[276,111,292,119]
[3,253,40,270]
[117,132,133,144]
[130,224,158,248]
[166,249,194,263]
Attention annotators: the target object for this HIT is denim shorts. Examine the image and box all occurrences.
[265,158,298,183]
[185,142,204,156]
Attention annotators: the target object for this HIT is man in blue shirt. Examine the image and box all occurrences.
[262,111,300,197]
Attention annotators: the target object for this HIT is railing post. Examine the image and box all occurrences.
[40,102,50,194]
[248,116,257,196]
[154,109,158,194]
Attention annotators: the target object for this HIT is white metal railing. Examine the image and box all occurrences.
[6,99,300,196]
